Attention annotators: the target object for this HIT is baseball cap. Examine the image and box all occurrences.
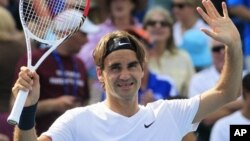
[53,9,99,34]
[180,29,212,67]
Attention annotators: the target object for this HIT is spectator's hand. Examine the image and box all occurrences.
[141,89,155,105]
[197,0,241,47]
[12,66,40,107]
[54,95,81,113]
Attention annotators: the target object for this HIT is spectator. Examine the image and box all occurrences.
[210,73,250,141]
[143,6,195,97]
[172,0,212,71]
[189,40,225,98]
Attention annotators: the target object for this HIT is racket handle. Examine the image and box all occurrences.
[7,90,29,125]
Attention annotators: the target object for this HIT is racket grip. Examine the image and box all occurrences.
[7,90,29,125]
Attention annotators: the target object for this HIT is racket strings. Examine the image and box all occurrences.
[21,0,87,41]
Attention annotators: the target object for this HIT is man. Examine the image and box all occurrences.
[12,10,98,135]
[12,1,242,141]
[101,27,178,105]
[210,73,250,141]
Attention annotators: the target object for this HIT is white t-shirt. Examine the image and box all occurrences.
[210,111,250,141]
[42,96,200,141]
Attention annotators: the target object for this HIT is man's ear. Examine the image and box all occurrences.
[96,66,103,83]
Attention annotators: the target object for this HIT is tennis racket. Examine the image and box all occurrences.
[7,0,90,125]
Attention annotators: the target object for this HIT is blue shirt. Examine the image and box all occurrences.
[227,0,250,56]
[138,72,178,102]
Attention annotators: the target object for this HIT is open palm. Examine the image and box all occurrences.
[197,0,241,47]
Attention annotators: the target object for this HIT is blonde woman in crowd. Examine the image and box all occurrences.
[143,6,195,97]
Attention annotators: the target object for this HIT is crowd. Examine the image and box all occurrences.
[0,0,249,141]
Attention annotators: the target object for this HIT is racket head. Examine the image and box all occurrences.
[19,0,90,44]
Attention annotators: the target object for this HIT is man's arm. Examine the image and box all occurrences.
[202,99,243,125]
[11,67,50,141]
[14,127,51,141]
[193,0,243,123]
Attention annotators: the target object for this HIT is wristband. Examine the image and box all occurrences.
[18,103,37,130]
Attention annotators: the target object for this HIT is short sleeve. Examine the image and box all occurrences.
[166,96,200,135]
[41,110,76,141]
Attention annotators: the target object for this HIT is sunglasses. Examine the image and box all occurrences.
[212,45,225,53]
[171,3,191,9]
[146,20,170,27]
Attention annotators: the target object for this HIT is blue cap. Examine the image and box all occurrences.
[180,29,212,67]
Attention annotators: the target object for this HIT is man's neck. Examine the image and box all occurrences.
[105,97,139,117]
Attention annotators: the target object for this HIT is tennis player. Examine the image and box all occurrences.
[12,0,243,141]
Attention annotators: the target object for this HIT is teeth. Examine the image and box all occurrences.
[118,83,132,87]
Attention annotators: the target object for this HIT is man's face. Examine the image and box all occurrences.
[98,49,144,101]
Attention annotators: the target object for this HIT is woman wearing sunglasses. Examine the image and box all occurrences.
[143,6,195,97]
